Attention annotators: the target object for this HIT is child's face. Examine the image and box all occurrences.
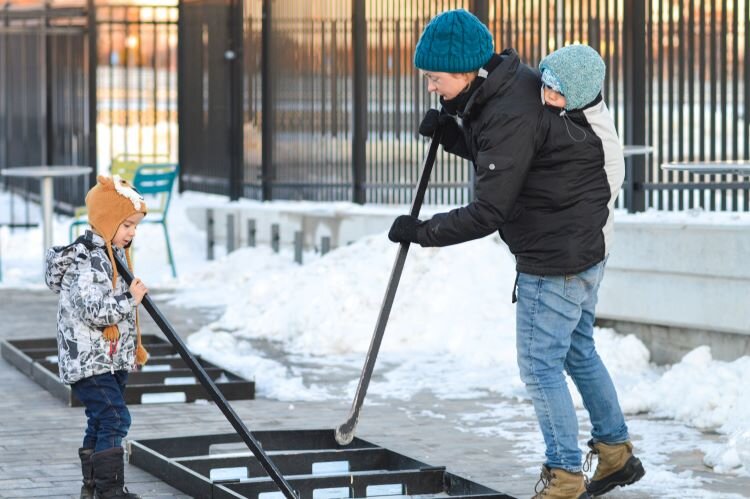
[422,71,475,100]
[542,86,567,109]
[112,213,145,249]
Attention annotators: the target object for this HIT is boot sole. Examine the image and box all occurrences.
[588,456,645,497]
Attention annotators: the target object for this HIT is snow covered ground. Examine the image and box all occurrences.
[2,187,749,497]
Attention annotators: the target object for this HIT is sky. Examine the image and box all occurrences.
[1,187,749,497]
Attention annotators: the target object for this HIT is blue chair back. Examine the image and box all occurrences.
[132,164,178,220]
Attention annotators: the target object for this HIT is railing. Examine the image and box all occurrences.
[3,1,749,212]
[0,3,94,214]
[232,0,750,211]
[95,3,179,169]
[0,1,178,214]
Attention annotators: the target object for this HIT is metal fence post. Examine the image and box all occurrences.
[1,5,7,172]
[206,209,215,261]
[226,213,235,253]
[352,0,366,204]
[271,223,280,253]
[228,0,244,201]
[470,0,489,25]
[623,0,647,212]
[177,0,186,194]
[84,0,99,186]
[261,0,274,201]
[294,231,303,264]
[588,17,601,56]
[247,218,256,247]
[42,3,50,167]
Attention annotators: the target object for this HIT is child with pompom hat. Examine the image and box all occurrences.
[45,174,149,498]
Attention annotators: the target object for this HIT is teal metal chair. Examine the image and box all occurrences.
[132,163,179,277]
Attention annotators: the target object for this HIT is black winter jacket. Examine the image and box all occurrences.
[414,49,624,276]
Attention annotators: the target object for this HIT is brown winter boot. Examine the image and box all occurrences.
[584,440,645,496]
[531,465,590,499]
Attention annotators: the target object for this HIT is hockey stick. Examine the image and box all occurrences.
[335,128,442,445]
[114,253,298,499]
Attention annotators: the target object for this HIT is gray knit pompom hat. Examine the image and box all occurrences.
[539,44,606,110]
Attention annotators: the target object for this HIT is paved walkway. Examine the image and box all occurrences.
[1,289,748,499]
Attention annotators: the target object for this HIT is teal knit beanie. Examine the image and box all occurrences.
[414,9,494,73]
[539,44,606,110]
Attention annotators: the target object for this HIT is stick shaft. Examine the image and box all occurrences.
[335,132,441,444]
[114,254,298,499]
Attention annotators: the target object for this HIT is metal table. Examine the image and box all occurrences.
[0,166,92,254]
[623,145,654,158]
[621,145,653,212]
[662,161,750,178]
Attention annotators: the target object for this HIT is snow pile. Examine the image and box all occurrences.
[626,347,750,476]
[182,229,750,477]
[209,233,518,363]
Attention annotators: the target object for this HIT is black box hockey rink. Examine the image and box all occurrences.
[0,335,255,406]
[128,430,516,499]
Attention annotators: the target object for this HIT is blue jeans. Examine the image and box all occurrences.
[71,371,131,453]
[516,260,628,472]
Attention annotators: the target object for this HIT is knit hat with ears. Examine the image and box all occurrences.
[85,175,149,365]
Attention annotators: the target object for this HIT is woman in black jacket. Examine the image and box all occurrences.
[387,9,643,498]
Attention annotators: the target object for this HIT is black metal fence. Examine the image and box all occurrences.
[644,0,750,211]
[239,0,476,205]
[96,3,179,169]
[0,4,95,214]
[221,0,748,210]
[178,0,242,197]
[3,1,749,212]
[0,1,178,214]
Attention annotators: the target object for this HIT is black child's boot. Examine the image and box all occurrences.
[91,447,141,499]
[78,448,95,499]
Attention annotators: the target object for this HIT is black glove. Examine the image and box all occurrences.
[419,109,462,151]
[388,215,421,244]
[419,109,448,138]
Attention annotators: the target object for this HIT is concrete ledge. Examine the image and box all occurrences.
[186,202,409,251]
[186,201,750,360]
[596,318,750,364]
[598,267,749,335]
[597,216,750,359]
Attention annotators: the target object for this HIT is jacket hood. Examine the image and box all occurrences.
[463,48,522,122]
[45,231,105,293]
